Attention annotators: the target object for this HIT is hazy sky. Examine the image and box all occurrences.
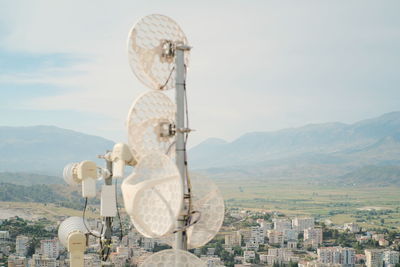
[1,1,399,146]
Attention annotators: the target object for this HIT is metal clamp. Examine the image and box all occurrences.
[176,127,193,133]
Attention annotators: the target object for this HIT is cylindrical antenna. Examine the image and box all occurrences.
[174,45,191,250]
[58,217,89,267]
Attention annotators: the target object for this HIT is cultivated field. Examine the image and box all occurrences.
[0,202,98,221]
[216,178,400,230]
[1,178,399,231]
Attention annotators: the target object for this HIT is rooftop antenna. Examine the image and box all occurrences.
[126,90,176,160]
[121,152,183,238]
[124,13,225,258]
[58,217,91,267]
[59,13,225,266]
[61,144,135,266]
[126,13,192,250]
[162,174,225,249]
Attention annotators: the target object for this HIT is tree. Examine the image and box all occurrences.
[27,238,39,257]
[332,229,339,239]
[232,246,243,256]
[153,244,171,252]
[214,241,223,255]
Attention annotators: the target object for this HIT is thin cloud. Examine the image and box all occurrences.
[1,1,399,146]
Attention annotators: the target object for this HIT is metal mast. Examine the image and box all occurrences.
[174,45,191,250]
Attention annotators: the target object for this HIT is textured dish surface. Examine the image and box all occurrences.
[128,14,189,90]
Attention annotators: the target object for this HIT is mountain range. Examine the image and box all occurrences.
[189,111,400,182]
[0,112,399,185]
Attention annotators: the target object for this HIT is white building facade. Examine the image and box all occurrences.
[304,228,323,248]
[15,235,29,257]
[40,239,59,259]
[292,217,314,232]
[318,247,355,266]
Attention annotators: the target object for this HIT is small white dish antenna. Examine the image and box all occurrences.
[62,161,98,198]
[121,152,183,238]
[58,216,90,247]
[127,91,175,160]
[163,175,225,249]
[139,249,205,267]
[58,217,90,267]
[127,14,190,90]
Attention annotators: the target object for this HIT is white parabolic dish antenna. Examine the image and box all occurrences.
[186,175,225,248]
[121,152,183,238]
[140,249,206,267]
[58,216,90,247]
[127,91,176,160]
[164,175,225,249]
[63,163,79,186]
[127,14,190,90]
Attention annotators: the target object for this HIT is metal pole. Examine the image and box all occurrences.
[102,160,113,261]
[174,46,190,250]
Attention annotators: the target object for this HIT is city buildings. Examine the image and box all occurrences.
[365,249,384,267]
[251,226,265,244]
[267,230,284,246]
[287,240,297,249]
[292,217,315,232]
[29,253,57,267]
[1,208,398,267]
[365,249,400,267]
[0,230,11,257]
[200,255,223,266]
[239,228,252,243]
[266,248,298,265]
[7,255,27,267]
[304,228,323,249]
[15,235,29,257]
[83,253,102,267]
[317,247,355,266]
[225,231,242,247]
[344,223,360,233]
[40,239,59,259]
[258,219,273,232]
[383,250,400,267]
[273,218,292,231]
[283,229,298,241]
[379,239,390,247]
[243,250,255,263]
[245,239,259,251]
[0,231,10,240]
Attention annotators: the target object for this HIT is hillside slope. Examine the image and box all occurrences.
[0,126,114,174]
[0,172,63,185]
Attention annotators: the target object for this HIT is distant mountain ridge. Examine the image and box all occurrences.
[0,125,114,174]
[189,111,400,183]
[1,112,399,186]
[0,172,63,185]
[337,165,400,186]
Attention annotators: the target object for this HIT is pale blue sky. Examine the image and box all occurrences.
[1,1,399,146]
